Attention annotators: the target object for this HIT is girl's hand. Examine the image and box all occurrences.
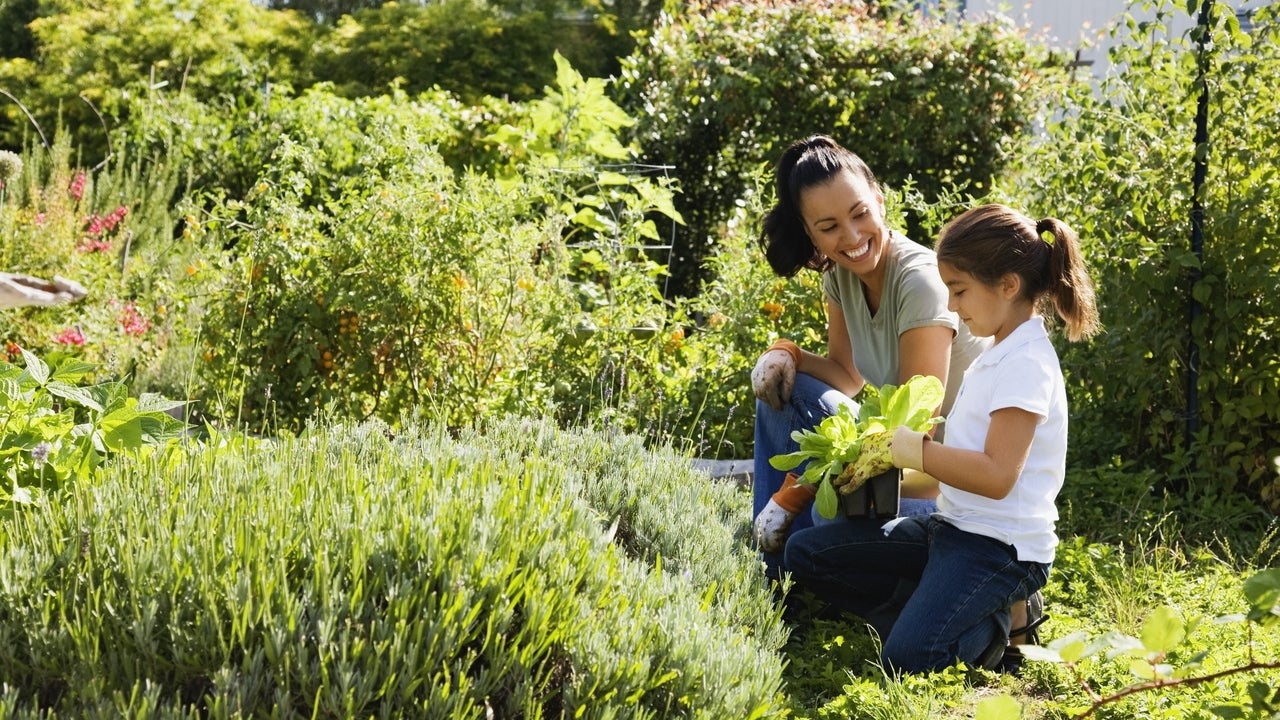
[890,425,928,472]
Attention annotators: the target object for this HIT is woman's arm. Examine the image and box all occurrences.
[918,407,1039,499]
[897,325,953,389]
[789,299,866,397]
[900,468,940,499]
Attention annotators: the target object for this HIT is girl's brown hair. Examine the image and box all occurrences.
[936,204,1100,341]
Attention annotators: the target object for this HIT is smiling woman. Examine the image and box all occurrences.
[746,134,988,571]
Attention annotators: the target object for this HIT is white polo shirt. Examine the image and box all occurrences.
[935,316,1067,563]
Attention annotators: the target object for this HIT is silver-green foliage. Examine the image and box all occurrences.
[0,414,787,717]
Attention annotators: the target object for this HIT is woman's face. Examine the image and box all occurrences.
[798,168,888,277]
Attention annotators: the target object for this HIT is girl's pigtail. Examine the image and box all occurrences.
[1038,217,1100,341]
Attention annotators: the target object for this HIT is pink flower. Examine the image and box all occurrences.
[54,327,85,346]
[68,172,86,201]
[76,237,112,253]
[117,301,151,338]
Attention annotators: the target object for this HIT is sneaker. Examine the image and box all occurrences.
[1000,590,1048,674]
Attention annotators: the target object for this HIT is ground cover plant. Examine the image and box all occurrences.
[0,414,789,717]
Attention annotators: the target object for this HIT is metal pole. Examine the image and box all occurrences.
[1186,0,1212,446]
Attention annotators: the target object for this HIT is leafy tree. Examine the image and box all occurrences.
[0,0,316,161]
[616,0,1053,297]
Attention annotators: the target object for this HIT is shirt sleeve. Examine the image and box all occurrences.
[989,352,1056,419]
[894,263,959,335]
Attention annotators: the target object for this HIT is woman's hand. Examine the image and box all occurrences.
[751,347,797,410]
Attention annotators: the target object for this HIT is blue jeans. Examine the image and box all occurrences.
[784,515,1050,673]
[753,373,935,575]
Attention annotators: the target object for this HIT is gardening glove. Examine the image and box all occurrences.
[751,339,801,411]
[890,425,927,473]
[0,273,88,309]
[833,430,893,494]
[754,472,816,553]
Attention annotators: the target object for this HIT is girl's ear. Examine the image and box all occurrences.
[1000,273,1022,299]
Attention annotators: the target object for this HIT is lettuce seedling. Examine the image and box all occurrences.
[769,374,945,518]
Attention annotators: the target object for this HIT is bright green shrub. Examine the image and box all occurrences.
[0,0,317,161]
[615,0,1052,296]
[0,415,788,717]
[306,0,570,101]
[996,0,1280,505]
[192,58,689,436]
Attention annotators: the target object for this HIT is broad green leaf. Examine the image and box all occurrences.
[0,376,20,400]
[1017,644,1062,663]
[21,348,49,385]
[135,393,189,415]
[815,479,838,519]
[1244,568,1280,625]
[49,359,97,383]
[1140,605,1186,654]
[1049,631,1092,662]
[44,381,104,412]
[1128,657,1158,680]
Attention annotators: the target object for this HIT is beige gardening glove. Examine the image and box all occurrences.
[891,425,928,473]
[751,339,801,411]
[754,472,817,553]
[0,273,88,309]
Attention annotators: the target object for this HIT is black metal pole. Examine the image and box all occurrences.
[1186,0,1212,447]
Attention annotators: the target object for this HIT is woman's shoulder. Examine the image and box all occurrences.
[889,232,939,268]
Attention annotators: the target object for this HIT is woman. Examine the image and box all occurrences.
[749,135,988,570]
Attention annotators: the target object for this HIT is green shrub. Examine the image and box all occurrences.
[305,0,618,101]
[0,414,788,717]
[997,0,1280,506]
[615,0,1053,296]
[0,348,186,509]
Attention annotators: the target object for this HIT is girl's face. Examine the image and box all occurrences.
[938,260,1026,344]
[798,169,888,277]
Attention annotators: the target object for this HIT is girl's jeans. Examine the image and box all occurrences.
[785,515,1050,673]
[753,373,935,577]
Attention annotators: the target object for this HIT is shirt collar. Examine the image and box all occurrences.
[971,316,1048,369]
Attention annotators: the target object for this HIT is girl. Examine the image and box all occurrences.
[749,136,988,571]
[784,203,1099,673]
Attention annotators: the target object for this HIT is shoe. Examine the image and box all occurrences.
[1000,591,1048,674]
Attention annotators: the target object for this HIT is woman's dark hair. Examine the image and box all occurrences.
[759,135,881,277]
[936,204,1100,341]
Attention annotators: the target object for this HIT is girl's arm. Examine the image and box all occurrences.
[919,407,1039,499]
[898,324,953,437]
[791,299,866,397]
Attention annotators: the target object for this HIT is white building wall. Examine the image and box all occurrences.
[957,1,1201,79]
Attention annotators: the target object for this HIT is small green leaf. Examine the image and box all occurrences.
[1140,605,1186,654]
[815,480,838,519]
[974,695,1022,720]
[1243,568,1280,625]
